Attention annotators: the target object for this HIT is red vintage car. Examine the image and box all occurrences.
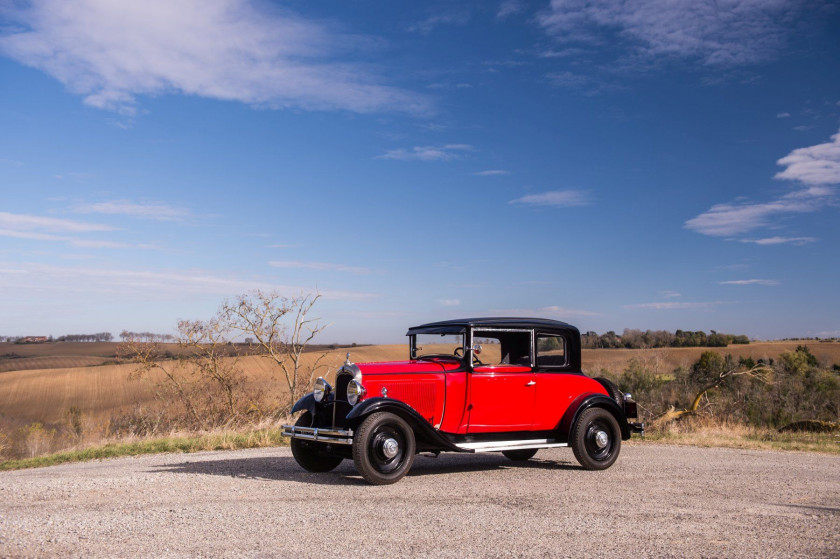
[282,318,644,484]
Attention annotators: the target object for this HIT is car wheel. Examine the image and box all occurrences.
[594,377,625,408]
[290,412,344,473]
[571,407,621,470]
[502,449,538,461]
[352,412,416,485]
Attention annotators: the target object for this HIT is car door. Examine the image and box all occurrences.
[465,329,535,433]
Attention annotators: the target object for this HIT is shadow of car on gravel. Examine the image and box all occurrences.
[151,452,581,485]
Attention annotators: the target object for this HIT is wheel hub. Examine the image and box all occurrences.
[381,437,399,459]
[594,430,609,449]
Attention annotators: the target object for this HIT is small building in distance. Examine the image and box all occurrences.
[19,336,48,344]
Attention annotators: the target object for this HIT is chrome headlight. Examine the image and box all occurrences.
[346,379,366,406]
[313,377,332,403]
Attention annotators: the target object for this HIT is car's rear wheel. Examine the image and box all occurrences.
[290,412,344,473]
[502,449,538,461]
[571,407,621,470]
[352,412,415,485]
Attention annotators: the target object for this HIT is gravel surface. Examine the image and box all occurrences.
[1,444,838,558]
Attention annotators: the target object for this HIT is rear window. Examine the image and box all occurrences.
[536,334,567,368]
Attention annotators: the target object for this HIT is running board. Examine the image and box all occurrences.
[455,439,568,453]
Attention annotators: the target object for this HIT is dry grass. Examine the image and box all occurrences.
[583,341,840,377]
[640,417,840,454]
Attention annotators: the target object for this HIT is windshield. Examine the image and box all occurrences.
[411,333,464,360]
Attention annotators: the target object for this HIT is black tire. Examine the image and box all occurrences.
[594,377,625,408]
[502,449,538,461]
[290,412,344,473]
[571,407,622,470]
[352,412,416,485]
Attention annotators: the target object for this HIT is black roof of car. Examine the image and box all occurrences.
[407,317,579,335]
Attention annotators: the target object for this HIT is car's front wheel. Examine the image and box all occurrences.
[571,407,621,470]
[352,412,416,485]
[290,412,344,473]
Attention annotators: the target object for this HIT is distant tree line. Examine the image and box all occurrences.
[119,331,175,343]
[55,332,114,342]
[581,328,750,349]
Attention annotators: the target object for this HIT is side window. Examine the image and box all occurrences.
[536,334,567,368]
[472,330,531,367]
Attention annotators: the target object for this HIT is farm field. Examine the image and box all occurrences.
[1,341,839,426]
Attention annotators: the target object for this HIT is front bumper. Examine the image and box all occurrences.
[281,424,354,445]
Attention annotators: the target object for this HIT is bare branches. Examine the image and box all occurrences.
[221,291,328,411]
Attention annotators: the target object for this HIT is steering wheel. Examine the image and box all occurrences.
[453,347,464,357]
[472,354,485,366]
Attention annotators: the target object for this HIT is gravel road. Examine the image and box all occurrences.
[1,444,838,558]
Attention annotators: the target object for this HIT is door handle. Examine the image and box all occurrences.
[526,380,536,386]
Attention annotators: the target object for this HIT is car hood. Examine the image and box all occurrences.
[356,360,461,375]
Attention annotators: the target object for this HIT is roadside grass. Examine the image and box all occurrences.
[3,423,838,472]
[0,428,289,471]
[636,422,840,454]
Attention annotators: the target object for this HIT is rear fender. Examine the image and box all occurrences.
[346,398,467,453]
[558,393,631,441]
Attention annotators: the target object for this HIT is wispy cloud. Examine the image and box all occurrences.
[407,12,471,34]
[473,169,510,176]
[492,305,601,317]
[538,0,804,67]
[686,130,839,238]
[497,0,526,20]
[437,299,461,307]
[0,211,114,233]
[268,260,370,275]
[774,130,840,185]
[73,200,192,221]
[0,0,427,116]
[378,144,474,161]
[777,112,791,118]
[660,290,681,299]
[719,279,779,286]
[0,262,377,300]
[623,301,725,310]
[740,236,817,246]
[509,189,590,208]
[0,229,156,250]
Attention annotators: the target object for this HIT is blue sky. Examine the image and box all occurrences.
[1,0,839,343]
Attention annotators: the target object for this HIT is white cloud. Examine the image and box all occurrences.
[538,0,802,67]
[497,0,526,20]
[740,236,817,246]
[0,229,155,250]
[684,191,827,236]
[775,130,840,185]
[623,301,725,310]
[378,144,474,161]
[686,130,839,237]
[719,279,779,286]
[776,112,791,118]
[407,12,471,34]
[509,189,590,208]
[0,211,113,233]
[73,200,191,221]
[437,299,461,307]
[492,305,601,317]
[473,169,510,176]
[268,260,370,275]
[0,0,427,115]
[0,262,377,301]
[660,290,681,299]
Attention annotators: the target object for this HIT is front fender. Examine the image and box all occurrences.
[291,393,317,416]
[346,398,467,453]
[558,393,631,440]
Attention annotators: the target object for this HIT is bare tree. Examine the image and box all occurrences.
[221,291,329,411]
[656,352,771,424]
